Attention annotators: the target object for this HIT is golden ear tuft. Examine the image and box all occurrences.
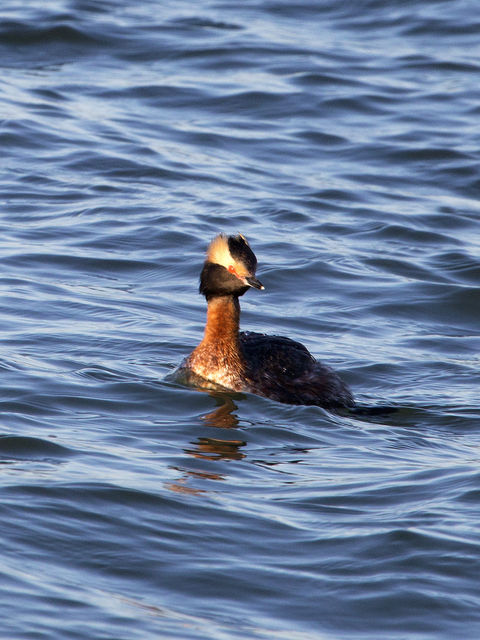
[206,233,232,267]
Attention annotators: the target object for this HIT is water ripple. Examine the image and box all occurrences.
[1,1,479,639]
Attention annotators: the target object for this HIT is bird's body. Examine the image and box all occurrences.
[176,233,354,409]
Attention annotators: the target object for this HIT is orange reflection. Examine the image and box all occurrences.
[166,392,247,495]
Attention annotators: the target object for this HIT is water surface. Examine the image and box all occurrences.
[1,1,480,638]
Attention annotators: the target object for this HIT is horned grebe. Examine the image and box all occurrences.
[177,233,354,409]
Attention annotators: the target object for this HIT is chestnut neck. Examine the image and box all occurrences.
[202,295,241,347]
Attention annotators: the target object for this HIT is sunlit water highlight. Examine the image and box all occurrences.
[1,1,480,638]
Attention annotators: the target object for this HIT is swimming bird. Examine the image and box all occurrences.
[177,233,354,409]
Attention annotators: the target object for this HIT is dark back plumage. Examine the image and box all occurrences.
[240,332,354,408]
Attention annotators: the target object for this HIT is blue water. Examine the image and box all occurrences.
[1,1,480,638]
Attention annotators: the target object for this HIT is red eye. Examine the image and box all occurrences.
[228,265,236,275]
